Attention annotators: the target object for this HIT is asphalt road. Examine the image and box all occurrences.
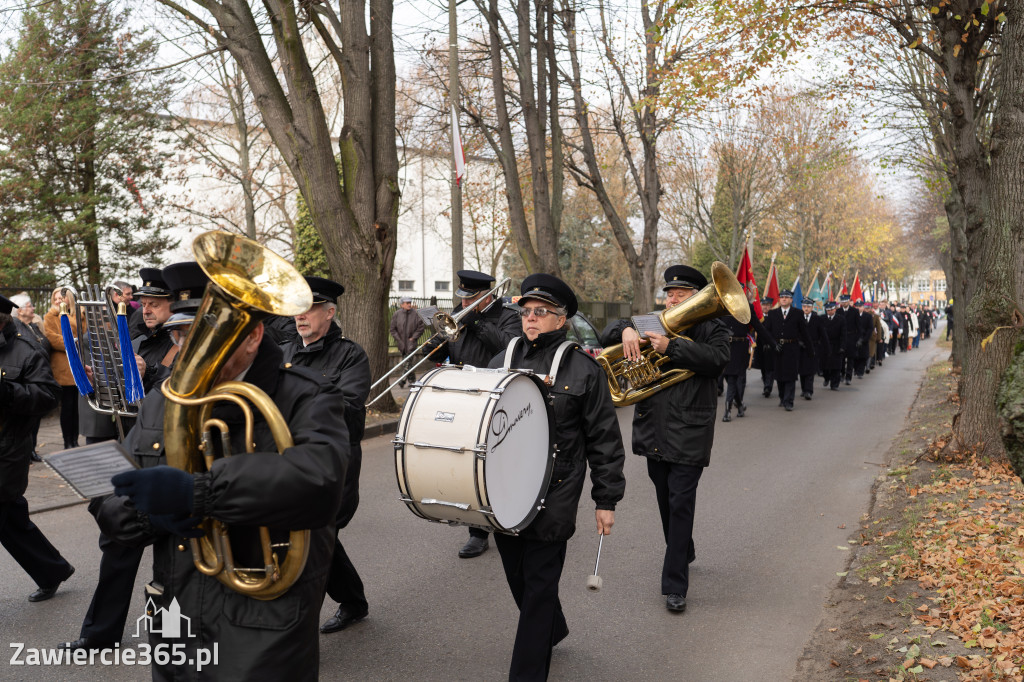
[0,336,945,681]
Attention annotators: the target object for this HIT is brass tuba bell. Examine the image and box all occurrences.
[596,262,751,407]
[161,231,313,600]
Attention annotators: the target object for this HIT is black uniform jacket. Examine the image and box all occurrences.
[131,315,174,391]
[488,329,625,543]
[723,303,775,376]
[763,307,814,382]
[425,300,520,367]
[98,337,349,682]
[605,317,730,467]
[799,312,830,375]
[822,313,846,371]
[0,322,60,502]
[281,324,370,529]
[837,306,872,358]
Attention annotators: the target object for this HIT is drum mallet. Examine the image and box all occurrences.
[586,533,605,591]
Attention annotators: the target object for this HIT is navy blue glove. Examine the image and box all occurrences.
[112,466,195,516]
[148,513,204,538]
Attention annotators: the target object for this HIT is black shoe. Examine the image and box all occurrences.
[30,451,42,463]
[398,379,406,388]
[59,638,115,651]
[736,403,746,418]
[763,389,771,398]
[784,405,793,411]
[28,566,74,602]
[458,535,489,558]
[845,379,851,385]
[553,621,569,647]
[666,594,687,612]
[722,410,731,423]
[830,386,839,391]
[803,393,812,401]
[320,605,368,634]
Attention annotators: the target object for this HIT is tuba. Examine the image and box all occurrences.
[161,231,313,600]
[596,261,751,407]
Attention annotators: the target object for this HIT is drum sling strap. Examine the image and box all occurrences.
[502,338,578,386]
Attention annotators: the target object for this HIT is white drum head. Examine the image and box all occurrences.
[483,374,551,530]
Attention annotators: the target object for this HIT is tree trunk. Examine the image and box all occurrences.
[955,0,1024,457]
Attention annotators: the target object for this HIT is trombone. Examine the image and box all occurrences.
[367,278,511,406]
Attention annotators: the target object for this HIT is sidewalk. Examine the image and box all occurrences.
[28,404,403,515]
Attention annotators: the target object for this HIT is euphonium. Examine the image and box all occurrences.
[161,231,313,600]
[596,261,751,407]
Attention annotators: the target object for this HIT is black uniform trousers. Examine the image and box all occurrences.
[647,459,702,596]
[80,533,145,642]
[761,368,774,396]
[776,380,797,408]
[0,496,74,588]
[325,535,368,611]
[799,373,816,397]
[724,372,746,409]
[493,533,569,682]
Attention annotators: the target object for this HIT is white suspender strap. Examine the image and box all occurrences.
[547,341,578,386]
[502,338,521,371]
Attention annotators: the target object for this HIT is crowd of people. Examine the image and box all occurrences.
[723,292,943,418]
[0,257,946,681]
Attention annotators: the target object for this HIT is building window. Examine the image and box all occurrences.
[434,280,450,292]
[916,279,929,292]
[398,280,415,291]
[936,279,946,292]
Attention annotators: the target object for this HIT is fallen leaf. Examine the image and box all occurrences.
[919,658,937,669]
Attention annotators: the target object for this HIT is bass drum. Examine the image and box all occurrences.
[394,365,554,534]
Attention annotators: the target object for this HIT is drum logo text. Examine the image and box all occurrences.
[434,411,455,422]
[491,403,533,449]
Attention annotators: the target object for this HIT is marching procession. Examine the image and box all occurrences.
[0,234,943,681]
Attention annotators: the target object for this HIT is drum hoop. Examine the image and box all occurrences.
[479,370,556,534]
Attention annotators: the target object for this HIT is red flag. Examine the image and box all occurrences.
[839,276,849,296]
[764,262,780,307]
[736,245,763,320]
[850,272,863,302]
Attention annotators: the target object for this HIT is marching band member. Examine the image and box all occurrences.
[763,289,814,411]
[604,265,729,613]
[281,276,373,636]
[424,270,520,559]
[97,288,349,680]
[131,267,175,391]
[488,273,625,681]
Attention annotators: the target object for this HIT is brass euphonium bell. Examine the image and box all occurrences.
[596,262,751,407]
[161,231,313,600]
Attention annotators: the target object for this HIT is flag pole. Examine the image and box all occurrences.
[449,0,464,283]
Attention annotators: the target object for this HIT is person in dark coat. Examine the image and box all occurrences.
[821,302,846,390]
[721,302,775,422]
[763,290,814,410]
[0,294,76,602]
[798,298,828,400]
[752,296,776,398]
[488,274,625,681]
[281,276,372,636]
[389,296,425,387]
[944,302,953,340]
[62,262,209,653]
[605,264,729,613]
[99,316,349,682]
[424,269,520,559]
[131,267,175,392]
[849,300,874,378]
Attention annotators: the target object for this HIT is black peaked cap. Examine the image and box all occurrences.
[137,267,171,298]
[162,261,211,313]
[456,270,495,298]
[305,276,345,304]
[0,294,19,315]
[663,265,707,291]
[520,273,578,318]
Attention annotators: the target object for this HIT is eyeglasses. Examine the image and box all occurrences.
[518,307,560,319]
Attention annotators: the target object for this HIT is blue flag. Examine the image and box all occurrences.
[792,279,803,309]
